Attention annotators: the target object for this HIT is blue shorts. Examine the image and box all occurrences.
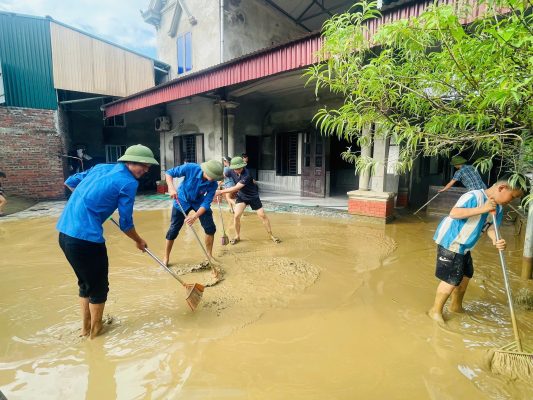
[166,206,216,240]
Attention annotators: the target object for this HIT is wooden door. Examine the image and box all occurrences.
[301,131,326,197]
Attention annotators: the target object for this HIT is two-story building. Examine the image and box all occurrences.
[102,0,491,221]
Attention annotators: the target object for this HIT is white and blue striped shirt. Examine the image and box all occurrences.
[433,190,503,254]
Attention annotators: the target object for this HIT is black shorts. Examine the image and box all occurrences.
[435,245,474,286]
[166,206,216,240]
[59,233,109,303]
[236,196,263,211]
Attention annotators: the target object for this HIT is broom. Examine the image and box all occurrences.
[175,199,224,279]
[216,195,229,245]
[109,217,203,311]
[489,211,533,381]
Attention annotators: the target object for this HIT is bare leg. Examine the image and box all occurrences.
[0,195,6,214]
[80,297,90,337]
[449,277,470,313]
[89,302,106,339]
[428,280,456,323]
[233,202,246,242]
[163,239,174,266]
[205,234,214,258]
[256,208,280,243]
[224,193,235,213]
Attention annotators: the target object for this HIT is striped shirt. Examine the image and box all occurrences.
[433,190,502,254]
[453,165,486,190]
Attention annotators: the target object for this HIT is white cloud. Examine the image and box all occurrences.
[0,0,157,58]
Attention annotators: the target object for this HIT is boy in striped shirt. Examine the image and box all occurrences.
[428,176,524,323]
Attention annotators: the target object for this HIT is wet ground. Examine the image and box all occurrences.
[1,199,532,399]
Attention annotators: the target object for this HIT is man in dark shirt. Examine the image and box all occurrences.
[216,156,280,244]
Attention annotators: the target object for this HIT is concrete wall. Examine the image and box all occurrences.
[0,107,66,199]
[223,0,306,61]
[153,0,306,79]
[162,97,222,173]
[155,0,220,78]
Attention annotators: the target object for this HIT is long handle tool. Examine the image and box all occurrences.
[109,217,203,311]
[216,195,229,245]
[489,211,533,381]
[413,193,440,215]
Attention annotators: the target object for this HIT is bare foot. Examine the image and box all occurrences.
[230,237,240,245]
[79,330,90,338]
[90,320,104,339]
[427,309,445,323]
[449,306,465,313]
[270,235,281,244]
[162,257,169,267]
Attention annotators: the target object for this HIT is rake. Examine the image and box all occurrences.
[109,217,203,311]
[489,211,533,381]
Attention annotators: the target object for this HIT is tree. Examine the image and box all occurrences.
[306,0,532,188]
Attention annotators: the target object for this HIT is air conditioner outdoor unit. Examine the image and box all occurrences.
[155,116,171,131]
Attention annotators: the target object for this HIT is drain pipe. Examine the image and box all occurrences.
[219,0,224,63]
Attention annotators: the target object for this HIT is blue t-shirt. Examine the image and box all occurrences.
[56,163,138,243]
[433,190,502,254]
[453,165,486,190]
[166,163,217,211]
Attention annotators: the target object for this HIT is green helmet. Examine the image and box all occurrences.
[229,156,247,170]
[450,156,467,166]
[118,144,159,165]
[201,159,224,180]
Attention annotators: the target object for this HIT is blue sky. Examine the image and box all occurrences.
[0,0,158,59]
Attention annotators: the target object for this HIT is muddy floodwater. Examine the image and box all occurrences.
[1,206,532,399]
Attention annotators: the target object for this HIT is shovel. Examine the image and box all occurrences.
[216,195,229,245]
[109,217,204,311]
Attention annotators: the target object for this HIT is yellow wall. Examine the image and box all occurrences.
[50,22,154,97]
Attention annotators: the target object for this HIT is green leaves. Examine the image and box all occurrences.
[306,0,533,182]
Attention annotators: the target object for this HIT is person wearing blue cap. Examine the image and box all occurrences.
[57,144,159,339]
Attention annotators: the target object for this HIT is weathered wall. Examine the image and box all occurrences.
[223,0,306,60]
[153,0,306,78]
[0,107,66,199]
[155,0,220,78]
[163,97,222,173]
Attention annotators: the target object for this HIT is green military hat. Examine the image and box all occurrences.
[450,156,467,166]
[229,156,247,169]
[118,144,159,165]
[201,159,224,180]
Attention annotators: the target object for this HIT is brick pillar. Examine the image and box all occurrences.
[347,190,395,223]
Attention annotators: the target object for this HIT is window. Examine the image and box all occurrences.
[105,145,127,163]
[173,134,204,165]
[104,114,126,127]
[276,132,299,176]
[177,32,192,75]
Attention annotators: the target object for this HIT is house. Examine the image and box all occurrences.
[101,0,491,221]
[0,11,170,199]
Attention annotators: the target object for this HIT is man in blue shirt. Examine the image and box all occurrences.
[439,156,487,192]
[216,156,281,245]
[163,160,224,267]
[428,175,524,323]
[57,144,159,339]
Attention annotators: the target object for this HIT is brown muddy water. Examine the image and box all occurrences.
[0,209,532,399]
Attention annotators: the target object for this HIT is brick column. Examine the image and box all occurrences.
[347,190,395,223]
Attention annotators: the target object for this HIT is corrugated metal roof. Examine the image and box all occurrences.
[103,0,488,118]
[0,12,57,109]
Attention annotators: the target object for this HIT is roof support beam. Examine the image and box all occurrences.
[299,0,356,22]
[262,0,312,31]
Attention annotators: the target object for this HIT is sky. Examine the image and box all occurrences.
[0,0,158,59]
